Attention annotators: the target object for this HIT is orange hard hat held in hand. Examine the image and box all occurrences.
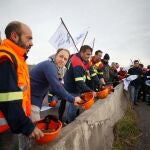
[49,99,58,107]
[75,92,94,110]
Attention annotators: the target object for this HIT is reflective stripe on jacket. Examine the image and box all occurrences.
[0,39,31,133]
[93,61,104,77]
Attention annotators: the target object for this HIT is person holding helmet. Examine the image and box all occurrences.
[0,21,44,150]
[64,45,96,123]
[30,48,82,122]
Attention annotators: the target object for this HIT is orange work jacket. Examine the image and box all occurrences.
[0,39,31,133]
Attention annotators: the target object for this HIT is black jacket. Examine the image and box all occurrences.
[0,60,34,136]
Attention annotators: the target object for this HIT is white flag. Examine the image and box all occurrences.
[74,31,87,45]
[74,28,89,45]
[49,23,74,49]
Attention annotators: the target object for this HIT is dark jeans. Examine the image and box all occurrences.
[58,99,66,121]
[66,93,80,123]
[0,130,19,150]
[67,103,79,123]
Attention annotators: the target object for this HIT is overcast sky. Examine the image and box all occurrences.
[0,0,150,67]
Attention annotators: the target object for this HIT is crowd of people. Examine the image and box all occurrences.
[0,21,150,150]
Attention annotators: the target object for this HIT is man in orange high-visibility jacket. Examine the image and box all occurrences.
[0,21,43,150]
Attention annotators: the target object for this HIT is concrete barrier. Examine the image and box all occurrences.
[32,83,128,150]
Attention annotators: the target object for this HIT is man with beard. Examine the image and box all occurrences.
[0,21,43,150]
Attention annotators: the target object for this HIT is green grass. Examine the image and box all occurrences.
[112,104,141,150]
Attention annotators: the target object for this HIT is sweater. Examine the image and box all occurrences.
[30,59,74,108]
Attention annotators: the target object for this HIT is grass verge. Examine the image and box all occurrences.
[112,104,141,150]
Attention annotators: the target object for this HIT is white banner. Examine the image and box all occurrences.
[49,23,89,50]
[49,23,74,49]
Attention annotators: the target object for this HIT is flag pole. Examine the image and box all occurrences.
[92,38,95,50]
[81,31,88,46]
[60,17,79,52]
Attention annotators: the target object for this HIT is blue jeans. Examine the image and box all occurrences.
[67,103,79,123]
[128,85,141,103]
[66,93,79,123]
